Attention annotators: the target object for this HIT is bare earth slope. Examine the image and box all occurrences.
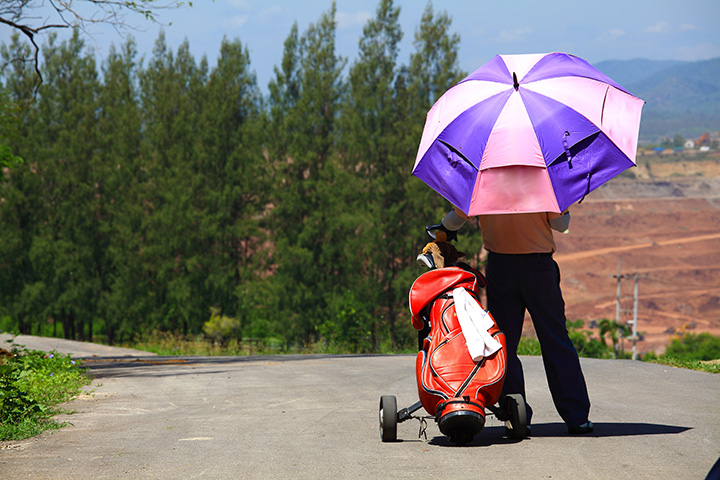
[553,157,720,355]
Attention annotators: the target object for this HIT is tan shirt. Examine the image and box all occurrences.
[478,212,564,254]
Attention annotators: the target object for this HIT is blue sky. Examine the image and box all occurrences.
[3,0,719,90]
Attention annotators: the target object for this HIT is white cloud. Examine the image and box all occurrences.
[608,29,626,39]
[227,0,252,10]
[223,14,249,29]
[644,21,668,33]
[496,28,532,43]
[336,11,372,30]
[680,23,696,31]
[257,6,285,24]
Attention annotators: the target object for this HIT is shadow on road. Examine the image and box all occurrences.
[81,353,399,378]
[426,422,691,447]
[530,421,691,437]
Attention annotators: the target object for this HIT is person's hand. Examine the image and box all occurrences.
[425,223,458,242]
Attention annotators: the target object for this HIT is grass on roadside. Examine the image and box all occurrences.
[122,330,283,356]
[516,329,720,374]
[643,357,720,374]
[0,342,92,441]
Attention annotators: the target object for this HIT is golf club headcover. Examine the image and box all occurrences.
[417,241,466,269]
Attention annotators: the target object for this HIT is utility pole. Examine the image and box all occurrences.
[632,274,639,360]
[627,272,648,360]
[612,259,628,358]
[614,259,623,325]
[612,258,645,360]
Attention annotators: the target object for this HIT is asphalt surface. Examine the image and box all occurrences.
[0,334,156,358]
[1,335,719,480]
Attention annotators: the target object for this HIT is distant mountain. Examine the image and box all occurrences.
[594,59,688,87]
[627,57,720,113]
[593,58,720,142]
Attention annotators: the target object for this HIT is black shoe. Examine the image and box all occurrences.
[568,421,594,434]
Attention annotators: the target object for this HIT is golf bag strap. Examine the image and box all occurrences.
[409,268,480,328]
[455,262,487,288]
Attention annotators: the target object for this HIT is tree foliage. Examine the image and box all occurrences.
[598,318,632,358]
[0,1,469,352]
[1,0,193,95]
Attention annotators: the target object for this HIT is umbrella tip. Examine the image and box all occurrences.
[513,72,519,91]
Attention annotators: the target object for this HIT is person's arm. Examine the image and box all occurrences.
[442,207,468,231]
[549,211,570,232]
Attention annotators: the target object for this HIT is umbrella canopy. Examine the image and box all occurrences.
[412,52,644,215]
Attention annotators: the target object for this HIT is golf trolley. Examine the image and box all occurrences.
[378,244,527,445]
[379,392,527,445]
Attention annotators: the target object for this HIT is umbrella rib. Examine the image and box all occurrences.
[600,86,609,128]
[438,140,479,172]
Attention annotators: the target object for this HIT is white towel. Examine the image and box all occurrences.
[453,287,502,361]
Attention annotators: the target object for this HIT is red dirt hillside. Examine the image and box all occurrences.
[553,153,720,355]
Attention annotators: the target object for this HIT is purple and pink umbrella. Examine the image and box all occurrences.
[412,52,644,215]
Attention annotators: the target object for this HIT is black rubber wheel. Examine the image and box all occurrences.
[505,393,527,439]
[379,395,398,442]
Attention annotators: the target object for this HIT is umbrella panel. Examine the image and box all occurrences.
[522,52,626,92]
[547,132,635,211]
[520,88,601,167]
[435,89,512,170]
[468,165,559,215]
[414,140,478,213]
[463,132,636,215]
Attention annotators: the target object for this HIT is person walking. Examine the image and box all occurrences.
[437,207,593,436]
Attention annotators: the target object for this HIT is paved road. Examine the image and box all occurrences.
[0,334,155,357]
[1,336,719,479]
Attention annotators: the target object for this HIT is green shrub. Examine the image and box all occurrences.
[202,308,242,347]
[319,290,375,353]
[517,336,541,356]
[516,320,613,359]
[0,343,91,440]
[641,333,720,373]
[663,333,720,362]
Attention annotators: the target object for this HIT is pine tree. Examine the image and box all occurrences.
[338,0,414,349]
[94,38,144,344]
[408,3,463,109]
[0,34,37,334]
[267,3,347,347]
[137,34,207,335]
[24,31,102,340]
[405,4,482,269]
[0,4,472,351]
[194,37,266,338]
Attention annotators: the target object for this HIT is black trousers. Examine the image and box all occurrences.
[486,251,590,427]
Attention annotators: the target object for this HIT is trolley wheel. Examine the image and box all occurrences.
[505,393,527,439]
[379,395,398,442]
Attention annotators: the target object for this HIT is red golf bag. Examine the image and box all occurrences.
[408,265,507,444]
